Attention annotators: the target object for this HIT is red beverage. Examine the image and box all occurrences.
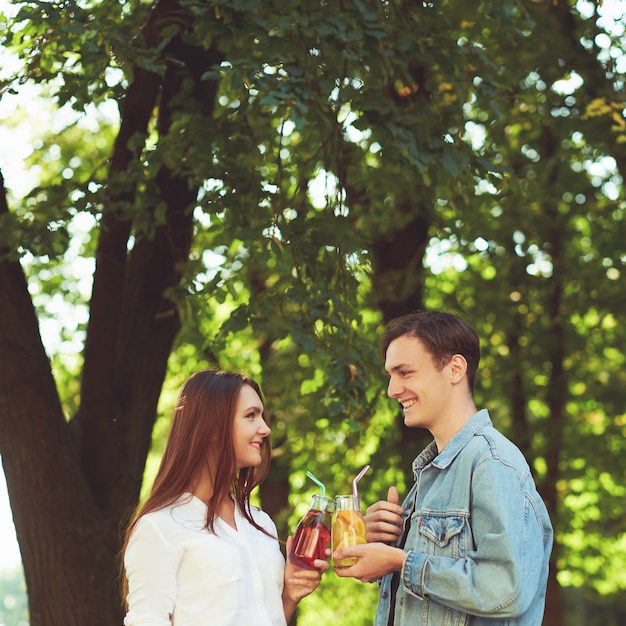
[288,495,335,570]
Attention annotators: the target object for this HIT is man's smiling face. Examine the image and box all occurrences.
[384,334,453,431]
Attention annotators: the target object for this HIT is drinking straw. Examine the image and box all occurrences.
[306,470,326,497]
[352,464,370,498]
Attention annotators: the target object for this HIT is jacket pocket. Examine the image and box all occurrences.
[416,513,467,558]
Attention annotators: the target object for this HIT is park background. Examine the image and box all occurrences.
[0,0,625,625]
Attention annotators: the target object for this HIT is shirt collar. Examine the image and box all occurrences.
[413,409,492,471]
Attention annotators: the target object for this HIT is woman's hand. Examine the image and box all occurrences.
[282,537,330,621]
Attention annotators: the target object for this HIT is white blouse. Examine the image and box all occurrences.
[124,493,287,626]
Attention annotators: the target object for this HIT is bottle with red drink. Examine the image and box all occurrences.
[288,494,335,570]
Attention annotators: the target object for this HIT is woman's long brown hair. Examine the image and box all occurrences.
[120,370,273,606]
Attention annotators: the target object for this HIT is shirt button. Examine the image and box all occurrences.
[381,592,388,599]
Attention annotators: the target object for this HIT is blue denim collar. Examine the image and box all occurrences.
[413,409,492,472]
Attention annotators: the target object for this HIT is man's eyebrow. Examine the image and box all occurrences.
[385,363,411,374]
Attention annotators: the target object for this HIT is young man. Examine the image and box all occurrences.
[333,311,553,625]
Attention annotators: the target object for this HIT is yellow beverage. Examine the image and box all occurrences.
[332,507,367,567]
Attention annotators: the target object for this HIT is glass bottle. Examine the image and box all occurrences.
[288,494,335,570]
[332,494,367,567]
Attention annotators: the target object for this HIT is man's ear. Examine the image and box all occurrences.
[449,353,468,384]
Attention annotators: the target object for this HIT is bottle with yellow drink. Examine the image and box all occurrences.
[332,494,367,567]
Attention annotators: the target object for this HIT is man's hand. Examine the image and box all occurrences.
[332,542,406,583]
[364,486,404,543]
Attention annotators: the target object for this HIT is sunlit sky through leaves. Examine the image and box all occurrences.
[0,0,624,573]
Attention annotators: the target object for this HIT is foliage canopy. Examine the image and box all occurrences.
[0,0,625,625]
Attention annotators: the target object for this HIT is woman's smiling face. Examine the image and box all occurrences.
[232,383,271,469]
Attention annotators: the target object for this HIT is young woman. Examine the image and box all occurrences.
[122,369,328,626]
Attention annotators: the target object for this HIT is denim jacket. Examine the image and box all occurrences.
[375,410,553,626]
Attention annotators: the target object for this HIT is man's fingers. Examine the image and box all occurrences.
[364,508,403,525]
[364,490,404,544]
[367,529,402,543]
[366,493,403,518]
[387,486,399,505]
[364,509,403,543]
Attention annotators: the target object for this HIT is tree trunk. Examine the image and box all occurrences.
[0,180,123,624]
[541,204,567,626]
[369,197,431,486]
[0,1,222,623]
